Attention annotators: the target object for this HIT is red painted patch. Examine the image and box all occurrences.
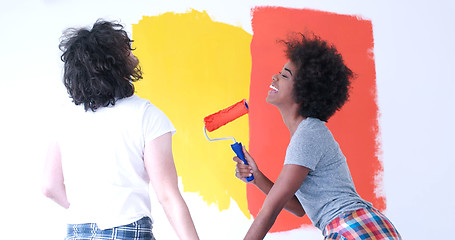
[249,7,382,232]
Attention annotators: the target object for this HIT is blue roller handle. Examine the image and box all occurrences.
[231,142,254,182]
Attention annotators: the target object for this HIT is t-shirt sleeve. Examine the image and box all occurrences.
[284,128,326,170]
[142,104,176,144]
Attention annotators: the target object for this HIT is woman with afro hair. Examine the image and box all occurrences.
[42,20,199,240]
[233,34,401,239]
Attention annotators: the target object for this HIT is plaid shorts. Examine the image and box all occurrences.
[324,207,402,240]
[65,217,155,240]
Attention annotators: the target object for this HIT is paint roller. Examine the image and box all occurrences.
[203,99,254,182]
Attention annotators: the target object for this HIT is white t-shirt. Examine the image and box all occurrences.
[56,95,176,229]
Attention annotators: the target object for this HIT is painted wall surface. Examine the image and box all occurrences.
[248,7,379,232]
[0,0,454,239]
[132,9,252,217]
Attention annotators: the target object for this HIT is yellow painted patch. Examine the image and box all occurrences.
[132,10,252,218]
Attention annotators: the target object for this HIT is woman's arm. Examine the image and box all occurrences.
[244,164,310,240]
[144,132,199,240]
[234,146,305,217]
[42,141,70,209]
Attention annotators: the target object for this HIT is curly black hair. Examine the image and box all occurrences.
[59,20,142,111]
[283,34,353,122]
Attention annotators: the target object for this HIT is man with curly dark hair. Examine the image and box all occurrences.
[42,20,199,240]
[234,34,401,239]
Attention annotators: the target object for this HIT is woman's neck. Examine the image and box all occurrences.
[278,105,306,137]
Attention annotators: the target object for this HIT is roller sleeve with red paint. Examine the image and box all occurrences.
[203,99,254,182]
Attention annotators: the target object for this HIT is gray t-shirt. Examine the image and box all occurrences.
[284,117,372,231]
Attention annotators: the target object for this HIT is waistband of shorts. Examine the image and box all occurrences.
[67,216,152,230]
[323,207,373,235]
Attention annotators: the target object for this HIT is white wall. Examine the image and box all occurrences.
[0,0,454,239]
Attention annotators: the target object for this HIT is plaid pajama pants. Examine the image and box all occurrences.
[65,217,155,240]
[324,207,402,240]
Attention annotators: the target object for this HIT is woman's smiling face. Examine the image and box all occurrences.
[266,61,297,107]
